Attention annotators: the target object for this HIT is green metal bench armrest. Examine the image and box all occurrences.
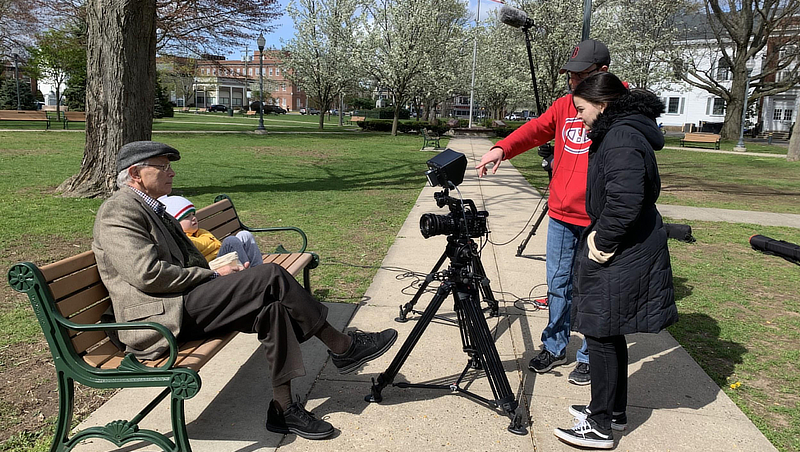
[213,194,309,253]
[55,316,180,370]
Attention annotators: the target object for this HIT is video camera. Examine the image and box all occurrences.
[420,149,488,239]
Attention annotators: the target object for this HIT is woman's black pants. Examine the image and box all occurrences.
[586,334,628,432]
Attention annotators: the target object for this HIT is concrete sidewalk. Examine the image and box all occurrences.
[72,136,777,452]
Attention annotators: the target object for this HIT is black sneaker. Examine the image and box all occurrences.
[569,404,628,431]
[554,417,614,449]
[528,349,567,373]
[266,399,334,440]
[330,329,398,374]
[568,362,591,385]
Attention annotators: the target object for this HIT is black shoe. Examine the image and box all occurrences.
[266,399,334,440]
[554,417,614,449]
[330,329,398,374]
[568,362,591,386]
[569,404,628,431]
[528,349,567,373]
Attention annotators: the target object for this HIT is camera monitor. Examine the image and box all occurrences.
[425,149,467,188]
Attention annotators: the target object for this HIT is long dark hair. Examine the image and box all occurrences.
[572,72,628,105]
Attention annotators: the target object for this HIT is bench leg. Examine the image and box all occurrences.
[171,395,193,452]
[304,267,312,293]
[49,371,75,452]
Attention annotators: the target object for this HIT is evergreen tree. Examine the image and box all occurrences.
[0,77,37,110]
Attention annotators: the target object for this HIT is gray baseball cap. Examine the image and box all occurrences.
[116,141,181,173]
[560,40,611,74]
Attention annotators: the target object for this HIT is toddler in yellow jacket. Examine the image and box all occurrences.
[160,195,264,266]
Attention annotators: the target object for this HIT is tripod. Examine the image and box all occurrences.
[516,203,548,257]
[366,234,528,435]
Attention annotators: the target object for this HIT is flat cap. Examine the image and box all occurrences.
[117,141,181,173]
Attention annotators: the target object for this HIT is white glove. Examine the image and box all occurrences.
[587,231,615,264]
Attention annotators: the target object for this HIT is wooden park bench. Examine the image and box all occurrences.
[62,111,86,129]
[245,110,257,116]
[7,194,319,452]
[194,108,208,113]
[0,110,51,129]
[422,128,442,149]
[680,132,721,149]
[348,115,365,125]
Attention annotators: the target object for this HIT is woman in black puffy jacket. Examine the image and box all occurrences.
[553,72,678,450]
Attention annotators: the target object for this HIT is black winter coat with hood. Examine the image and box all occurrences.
[571,90,678,338]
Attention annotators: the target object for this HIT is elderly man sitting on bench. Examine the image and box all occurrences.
[92,141,397,440]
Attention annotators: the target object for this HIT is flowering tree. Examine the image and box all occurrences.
[594,0,696,91]
[361,0,470,135]
[282,0,361,130]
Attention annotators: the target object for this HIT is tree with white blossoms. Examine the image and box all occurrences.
[407,1,471,124]
[474,11,531,120]
[361,0,469,135]
[673,0,800,141]
[282,0,361,130]
[516,0,583,108]
[594,0,697,91]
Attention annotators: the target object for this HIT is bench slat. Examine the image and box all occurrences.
[68,300,111,328]
[209,221,241,240]
[48,266,102,300]
[94,331,238,371]
[83,341,124,368]
[72,330,110,355]
[282,253,313,276]
[56,283,108,318]
[40,250,96,282]
[199,208,239,233]
[195,199,233,222]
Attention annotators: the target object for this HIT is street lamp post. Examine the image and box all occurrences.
[12,52,21,110]
[734,58,756,152]
[255,33,267,134]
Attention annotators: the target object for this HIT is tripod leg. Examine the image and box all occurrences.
[470,248,499,317]
[516,204,549,257]
[366,282,453,403]
[397,251,448,322]
[457,288,528,435]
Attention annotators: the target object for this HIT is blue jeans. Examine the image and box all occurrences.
[219,231,264,266]
[541,217,588,363]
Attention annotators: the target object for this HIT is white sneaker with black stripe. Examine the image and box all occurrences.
[554,417,614,449]
[569,404,628,431]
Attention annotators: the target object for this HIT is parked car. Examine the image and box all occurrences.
[263,105,287,114]
[301,107,320,115]
[505,112,524,120]
[209,104,228,112]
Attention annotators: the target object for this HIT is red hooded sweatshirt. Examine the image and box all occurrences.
[495,93,591,227]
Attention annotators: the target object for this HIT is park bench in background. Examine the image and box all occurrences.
[63,111,86,129]
[422,128,442,149]
[348,115,365,125]
[194,108,208,113]
[7,194,319,452]
[680,132,721,149]
[0,110,51,129]
[245,110,257,116]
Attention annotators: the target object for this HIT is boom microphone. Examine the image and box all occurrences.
[750,235,800,265]
[499,5,535,29]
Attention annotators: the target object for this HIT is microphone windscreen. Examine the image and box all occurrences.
[499,5,529,28]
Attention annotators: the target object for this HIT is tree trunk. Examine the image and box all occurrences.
[58,0,157,198]
[788,118,799,162]
[392,104,400,136]
[720,74,747,141]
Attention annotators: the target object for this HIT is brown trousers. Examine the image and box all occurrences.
[181,263,328,385]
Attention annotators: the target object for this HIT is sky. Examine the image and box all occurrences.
[230,0,502,59]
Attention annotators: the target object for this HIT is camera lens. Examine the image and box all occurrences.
[420,213,455,239]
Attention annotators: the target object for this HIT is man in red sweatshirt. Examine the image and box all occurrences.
[476,40,611,386]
